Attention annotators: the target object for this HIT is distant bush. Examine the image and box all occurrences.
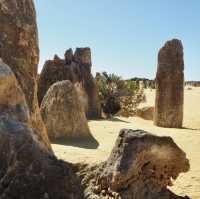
[95,72,145,118]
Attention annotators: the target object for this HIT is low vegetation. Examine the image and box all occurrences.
[95,72,145,118]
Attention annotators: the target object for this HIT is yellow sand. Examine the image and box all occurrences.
[52,87,200,199]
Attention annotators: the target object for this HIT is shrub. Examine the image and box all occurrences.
[95,72,145,118]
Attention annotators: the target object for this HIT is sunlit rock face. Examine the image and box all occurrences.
[154,39,184,128]
[0,0,52,152]
[0,59,29,124]
[38,48,101,119]
[40,80,92,140]
[77,129,190,199]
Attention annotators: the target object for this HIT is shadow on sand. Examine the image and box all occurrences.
[89,117,130,124]
[52,136,99,149]
[109,117,130,123]
[181,127,200,131]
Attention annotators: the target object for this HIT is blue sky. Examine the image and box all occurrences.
[35,0,200,80]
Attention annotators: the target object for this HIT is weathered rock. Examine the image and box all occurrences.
[78,129,190,199]
[0,59,29,124]
[65,48,73,64]
[0,60,83,198]
[74,47,92,67]
[0,60,50,151]
[38,48,101,119]
[136,106,154,120]
[0,0,51,151]
[40,80,92,140]
[154,39,184,128]
[75,82,89,114]
[0,114,83,199]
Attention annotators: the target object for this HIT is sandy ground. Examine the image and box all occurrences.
[52,87,200,199]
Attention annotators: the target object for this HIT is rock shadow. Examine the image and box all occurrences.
[90,117,130,124]
[52,136,99,149]
[181,127,200,131]
[109,117,130,123]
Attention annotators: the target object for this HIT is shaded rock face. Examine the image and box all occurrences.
[0,61,83,199]
[38,48,101,119]
[40,80,92,140]
[154,39,184,128]
[0,0,51,151]
[0,115,83,199]
[136,106,154,120]
[78,129,190,199]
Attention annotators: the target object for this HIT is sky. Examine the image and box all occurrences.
[35,0,200,80]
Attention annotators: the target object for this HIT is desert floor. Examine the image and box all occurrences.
[52,87,200,199]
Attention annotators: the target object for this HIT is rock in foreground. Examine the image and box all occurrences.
[0,61,83,199]
[78,129,190,199]
[40,80,92,140]
[0,0,51,152]
[0,115,83,199]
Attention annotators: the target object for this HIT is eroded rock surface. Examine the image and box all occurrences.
[40,80,92,140]
[0,0,51,151]
[38,48,101,119]
[77,129,190,199]
[0,61,83,199]
[0,115,83,199]
[0,59,29,124]
[154,39,184,128]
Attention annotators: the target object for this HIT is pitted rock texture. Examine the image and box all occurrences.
[0,0,51,152]
[0,60,52,152]
[0,114,83,199]
[0,59,29,124]
[77,129,190,199]
[40,80,92,140]
[154,39,184,128]
[38,48,101,119]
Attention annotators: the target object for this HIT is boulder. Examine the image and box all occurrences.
[0,61,83,199]
[0,114,83,199]
[0,59,29,124]
[78,129,190,199]
[38,48,101,119]
[136,106,154,120]
[40,80,92,140]
[154,39,184,128]
[0,0,51,151]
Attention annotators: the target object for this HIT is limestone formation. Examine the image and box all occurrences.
[154,39,184,128]
[38,48,101,119]
[136,106,154,120]
[0,60,83,199]
[0,114,83,199]
[0,59,30,124]
[0,0,51,151]
[74,47,92,66]
[40,80,92,140]
[78,129,190,199]
[0,62,191,198]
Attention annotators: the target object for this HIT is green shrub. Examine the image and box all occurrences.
[95,72,145,118]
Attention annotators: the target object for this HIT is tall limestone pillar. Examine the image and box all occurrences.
[0,0,52,151]
[154,39,184,128]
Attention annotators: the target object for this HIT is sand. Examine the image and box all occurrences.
[52,87,200,199]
